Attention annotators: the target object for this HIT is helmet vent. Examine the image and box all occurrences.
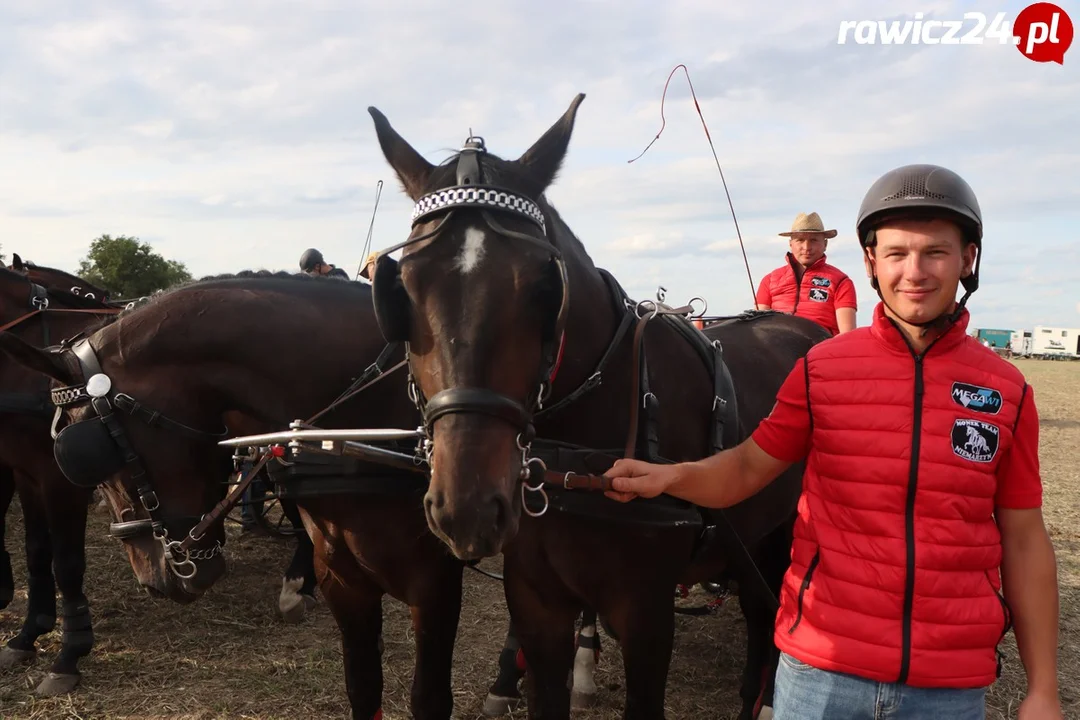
[883,174,948,201]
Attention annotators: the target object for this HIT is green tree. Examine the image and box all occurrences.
[77,234,193,298]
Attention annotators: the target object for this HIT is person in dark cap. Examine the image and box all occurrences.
[299,248,349,280]
[604,164,1061,720]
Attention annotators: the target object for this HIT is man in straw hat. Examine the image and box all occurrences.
[755,211,857,335]
[603,164,1061,719]
[359,251,379,282]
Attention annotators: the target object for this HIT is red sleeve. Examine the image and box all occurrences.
[755,272,773,307]
[995,385,1043,509]
[751,357,812,463]
[833,275,857,310]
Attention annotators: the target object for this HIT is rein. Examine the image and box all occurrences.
[173,345,409,555]
[0,308,121,334]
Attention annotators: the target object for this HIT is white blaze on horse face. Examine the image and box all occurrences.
[456,226,487,274]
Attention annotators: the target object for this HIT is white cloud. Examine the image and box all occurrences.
[1,0,1077,331]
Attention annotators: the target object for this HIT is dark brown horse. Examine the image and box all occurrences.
[365,96,830,718]
[0,267,121,694]
[8,254,115,304]
[0,272,471,719]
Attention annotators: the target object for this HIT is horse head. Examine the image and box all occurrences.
[368,94,586,560]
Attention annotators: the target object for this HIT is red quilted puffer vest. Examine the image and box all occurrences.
[774,304,1027,688]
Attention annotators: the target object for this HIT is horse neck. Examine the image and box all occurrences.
[30,269,100,295]
[99,285,389,430]
[550,216,623,394]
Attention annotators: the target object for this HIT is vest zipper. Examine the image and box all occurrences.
[897,354,924,685]
[787,550,820,634]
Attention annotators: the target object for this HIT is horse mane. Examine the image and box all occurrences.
[82,269,370,334]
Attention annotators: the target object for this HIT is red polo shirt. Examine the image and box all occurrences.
[755,254,857,335]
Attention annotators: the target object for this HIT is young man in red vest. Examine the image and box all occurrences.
[755,212,858,336]
[605,165,1061,719]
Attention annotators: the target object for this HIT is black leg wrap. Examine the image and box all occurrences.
[489,645,525,697]
[576,630,601,651]
[9,576,56,651]
[54,600,93,674]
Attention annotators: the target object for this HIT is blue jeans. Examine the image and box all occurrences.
[773,653,987,719]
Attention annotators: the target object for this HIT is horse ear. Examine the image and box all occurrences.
[0,333,75,384]
[368,107,435,201]
[11,254,24,272]
[514,93,585,194]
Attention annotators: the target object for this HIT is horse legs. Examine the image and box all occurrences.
[736,519,794,720]
[606,590,675,720]
[504,566,580,720]
[36,477,94,696]
[483,620,527,716]
[407,564,463,720]
[278,499,317,624]
[0,482,56,671]
[0,466,15,610]
[571,608,601,709]
[318,553,385,720]
[483,608,601,717]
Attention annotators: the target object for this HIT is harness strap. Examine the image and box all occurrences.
[112,394,229,440]
[177,452,274,553]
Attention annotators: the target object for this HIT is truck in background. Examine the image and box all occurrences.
[1031,326,1080,360]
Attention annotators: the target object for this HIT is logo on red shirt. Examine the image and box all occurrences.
[951,419,1000,463]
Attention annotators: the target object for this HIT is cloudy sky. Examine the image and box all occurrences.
[2,0,1077,332]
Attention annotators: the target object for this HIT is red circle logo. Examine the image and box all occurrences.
[1014,2,1074,63]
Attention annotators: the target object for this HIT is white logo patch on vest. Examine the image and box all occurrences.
[951,382,1003,415]
[811,276,831,288]
[951,419,999,463]
[808,288,829,302]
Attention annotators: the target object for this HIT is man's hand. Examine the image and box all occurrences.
[602,440,794,508]
[604,458,681,503]
[1018,690,1063,719]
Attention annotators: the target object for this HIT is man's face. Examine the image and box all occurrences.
[788,233,827,267]
[864,218,977,325]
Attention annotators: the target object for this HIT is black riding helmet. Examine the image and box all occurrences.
[299,248,324,272]
[856,164,983,327]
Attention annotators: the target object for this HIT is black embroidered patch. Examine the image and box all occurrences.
[951,382,1003,415]
[808,288,829,302]
[951,418,1000,463]
[811,276,831,288]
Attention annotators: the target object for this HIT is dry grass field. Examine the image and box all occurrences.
[0,358,1077,719]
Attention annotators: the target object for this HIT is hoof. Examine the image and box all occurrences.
[0,646,36,670]
[482,692,524,717]
[571,689,597,710]
[36,672,80,696]
[280,593,316,624]
[757,706,774,720]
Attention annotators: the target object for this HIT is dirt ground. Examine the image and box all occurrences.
[0,358,1077,719]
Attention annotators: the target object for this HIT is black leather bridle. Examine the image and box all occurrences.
[49,337,230,579]
[370,136,570,469]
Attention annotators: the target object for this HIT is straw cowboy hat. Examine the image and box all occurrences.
[778,212,837,239]
[359,251,379,281]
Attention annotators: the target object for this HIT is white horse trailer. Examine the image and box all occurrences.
[1010,330,1032,357]
[1031,326,1080,359]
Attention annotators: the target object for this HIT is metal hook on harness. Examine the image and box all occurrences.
[521,457,549,518]
[161,539,197,580]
